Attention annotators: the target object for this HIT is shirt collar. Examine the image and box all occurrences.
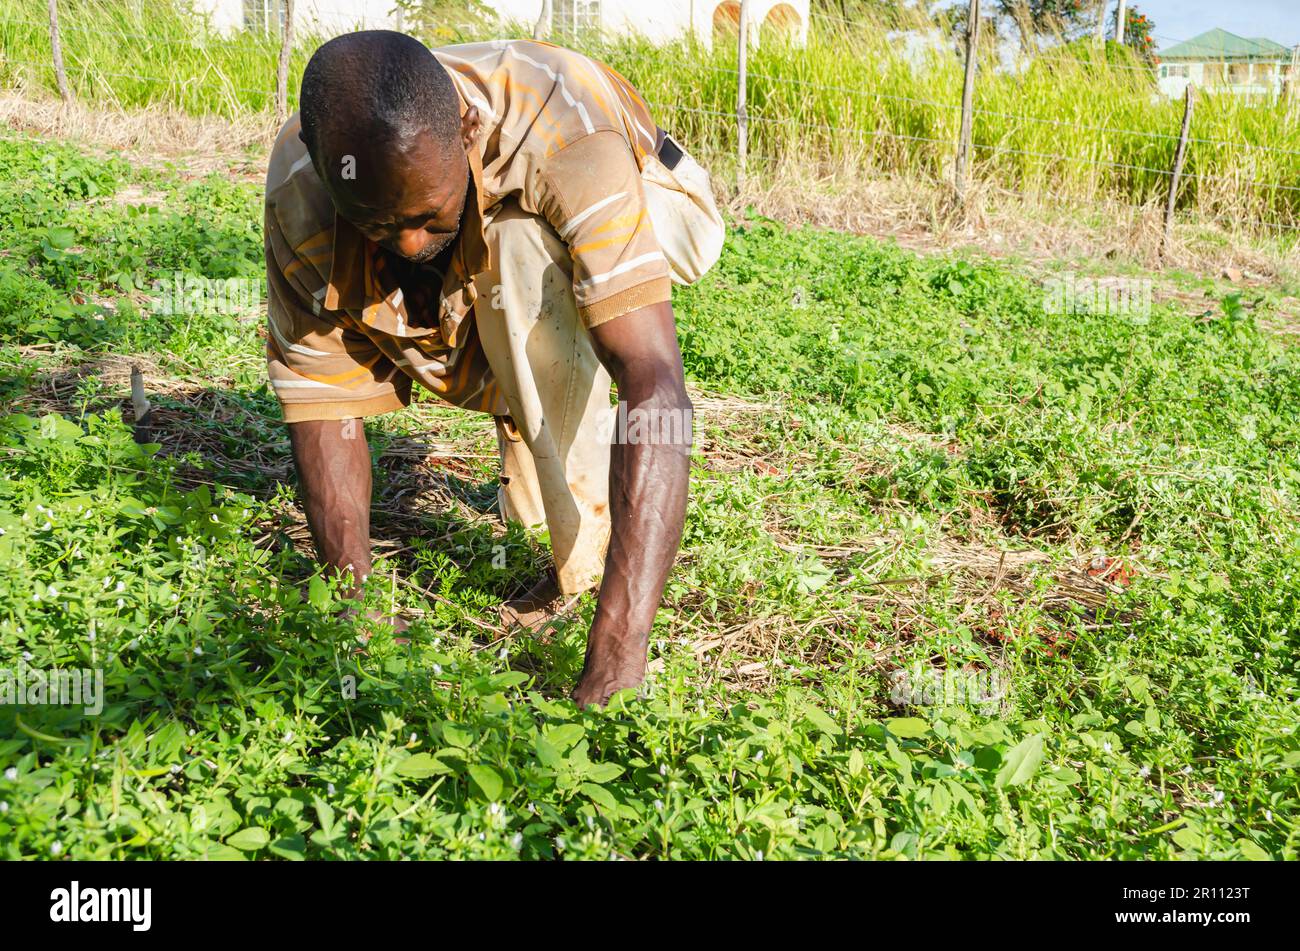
[322,111,490,315]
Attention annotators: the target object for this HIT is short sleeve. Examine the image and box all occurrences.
[535,130,672,328]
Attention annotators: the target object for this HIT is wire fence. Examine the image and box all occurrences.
[6,1,1300,243]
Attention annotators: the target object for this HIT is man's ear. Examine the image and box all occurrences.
[460,106,480,151]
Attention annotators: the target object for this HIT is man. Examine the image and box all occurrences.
[263,31,724,706]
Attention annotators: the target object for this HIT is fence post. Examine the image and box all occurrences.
[1163,83,1195,253]
[737,0,750,188]
[1115,0,1127,44]
[1093,0,1107,45]
[533,0,552,41]
[954,0,980,207]
[47,0,73,104]
[276,0,295,123]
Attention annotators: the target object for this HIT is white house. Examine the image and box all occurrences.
[195,0,808,50]
[1156,28,1297,99]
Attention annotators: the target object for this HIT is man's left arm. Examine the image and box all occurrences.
[572,301,692,707]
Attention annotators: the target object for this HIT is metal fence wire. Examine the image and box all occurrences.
[7,1,1300,241]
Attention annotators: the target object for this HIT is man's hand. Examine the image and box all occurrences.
[573,301,692,707]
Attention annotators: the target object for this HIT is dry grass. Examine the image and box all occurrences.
[4,88,1297,281]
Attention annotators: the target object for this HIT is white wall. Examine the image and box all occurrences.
[1157,60,1288,99]
[193,0,808,49]
[486,0,810,50]
[195,0,398,35]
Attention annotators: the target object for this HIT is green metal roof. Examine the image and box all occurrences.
[1158,28,1292,62]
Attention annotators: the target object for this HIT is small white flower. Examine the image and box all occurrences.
[115,581,125,593]
[755,850,763,861]
[654,799,664,812]
[22,651,33,661]
[659,764,667,775]
[3,768,17,781]
[0,801,8,813]
[50,841,62,856]
[169,764,181,775]
[40,522,51,532]
[511,833,523,850]
[188,729,196,736]
[498,647,508,660]
[47,585,58,597]
[432,664,443,675]
[1102,741,1112,753]
[116,599,124,608]
[103,576,112,589]
[1138,765,1151,778]
[327,783,336,796]
[409,733,417,744]
[282,730,294,743]
[1182,765,1193,775]
[1265,810,1273,821]
[1212,789,1225,806]
[754,750,764,762]
[193,646,203,656]
[488,802,501,816]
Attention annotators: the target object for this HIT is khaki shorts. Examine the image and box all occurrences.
[270,145,724,594]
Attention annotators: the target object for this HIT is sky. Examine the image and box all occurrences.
[1135,0,1300,51]
[930,1,1300,50]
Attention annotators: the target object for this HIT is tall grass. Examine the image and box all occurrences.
[3,0,1299,233]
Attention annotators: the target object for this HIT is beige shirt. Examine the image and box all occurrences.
[263,39,673,414]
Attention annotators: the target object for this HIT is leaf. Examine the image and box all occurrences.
[441,724,472,749]
[847,749,864,777]
[308,575,333,611]
[580,782,618,812]
[46,226,76,250]
[994,734,1045,788]
[225,826,270,852]
[803,704,842,736]
[268,834,306,861]
[396,753,443,778]
[467,764,503,801]
[885,717,930,739]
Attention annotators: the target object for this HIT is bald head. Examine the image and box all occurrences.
[298,30,462,170]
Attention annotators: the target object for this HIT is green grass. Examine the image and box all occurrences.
[2,1,1299,235]
[1,130,1298,859]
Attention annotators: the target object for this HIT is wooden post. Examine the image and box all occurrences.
[47,0,73,104]
[737,0,750,188]
[533,0,552,41]
[1163,83,1195,252]
[1094,0,1108,45]
[954,0,980,207]
[1115,0,1127,45]
[276,0,295,123]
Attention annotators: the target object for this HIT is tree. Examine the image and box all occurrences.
[1112,2,1155,60]
[995,1,1092,49]
[392,0,494,40]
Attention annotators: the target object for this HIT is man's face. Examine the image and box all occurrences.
[324,129,471,265]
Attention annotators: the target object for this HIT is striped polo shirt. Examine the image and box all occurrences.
[263,39,672,415]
